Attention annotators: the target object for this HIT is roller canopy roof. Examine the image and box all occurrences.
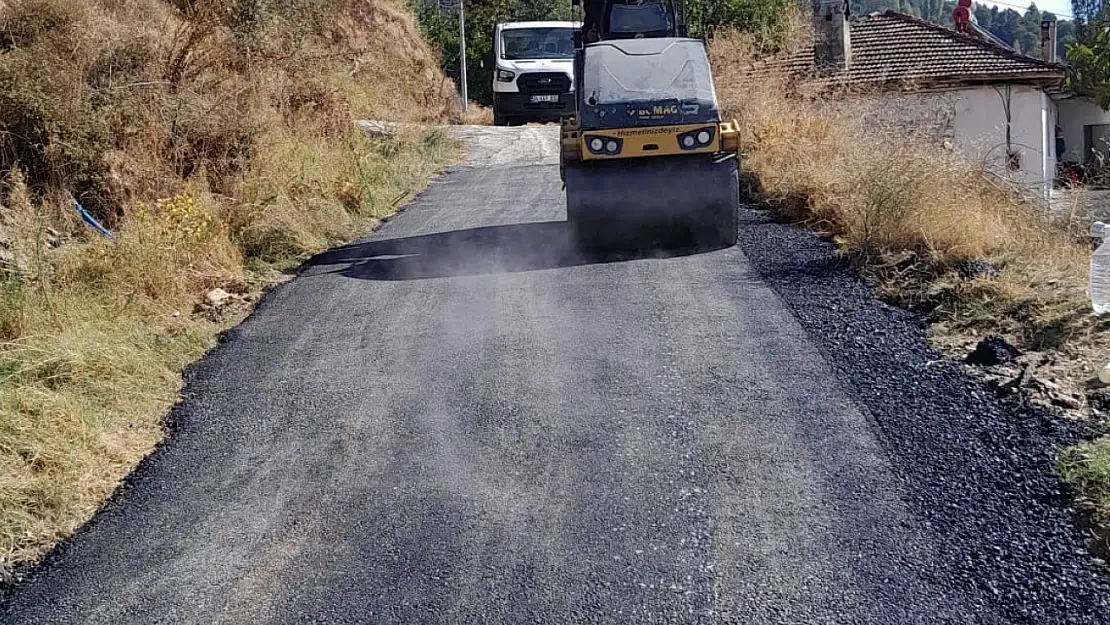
[578,37,720,130]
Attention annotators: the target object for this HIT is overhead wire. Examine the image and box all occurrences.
[971,0,1076,19]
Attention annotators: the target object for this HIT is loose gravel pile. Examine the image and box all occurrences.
[966,335,1021,367]
[736,207,1110,624]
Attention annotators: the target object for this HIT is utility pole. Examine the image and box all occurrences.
[459,0,468,114]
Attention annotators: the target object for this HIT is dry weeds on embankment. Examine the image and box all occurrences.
[709,28,1110,535]
[0,0,459,573]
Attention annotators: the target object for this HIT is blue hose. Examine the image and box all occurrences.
[71,197,114,238]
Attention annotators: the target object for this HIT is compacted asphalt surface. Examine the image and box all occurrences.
[2,125,1109,624]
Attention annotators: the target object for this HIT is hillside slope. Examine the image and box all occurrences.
[0,0,458,575]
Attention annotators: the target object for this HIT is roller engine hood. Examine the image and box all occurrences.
[578,38,720,130]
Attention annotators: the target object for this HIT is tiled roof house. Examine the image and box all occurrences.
[750,3,1073,194]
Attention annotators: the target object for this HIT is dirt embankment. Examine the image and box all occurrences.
[0,0,459,575]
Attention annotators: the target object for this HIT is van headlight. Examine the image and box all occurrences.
[496,70,515,82]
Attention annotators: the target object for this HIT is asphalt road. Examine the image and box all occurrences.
[3,126,1109,624]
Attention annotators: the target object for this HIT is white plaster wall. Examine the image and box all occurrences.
[948,85,1049,192]
[1057,97,1110,163]
[1046,96,1058,187]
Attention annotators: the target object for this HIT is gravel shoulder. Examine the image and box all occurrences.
[736,207,1110,622]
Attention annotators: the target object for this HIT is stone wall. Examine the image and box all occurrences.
[854,91,960,145]
[804,90,959,146]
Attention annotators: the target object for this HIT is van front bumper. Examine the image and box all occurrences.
[493,92,575,122]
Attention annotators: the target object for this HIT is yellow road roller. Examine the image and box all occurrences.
[560,0,741,251]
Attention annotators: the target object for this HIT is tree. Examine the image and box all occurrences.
[415,0,801,106]
[1008,3,1039,53]
[1056,16,1076,58]
[993,8,1022,45]
[1067,18,1110,108]
[1073,0,1107,36]
[413,0,570,105]
[686,0,797,39]
[1067,0,1110,109]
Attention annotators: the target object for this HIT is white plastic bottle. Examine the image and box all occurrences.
[1091,222,1110,315]
[1099,362,1110,385]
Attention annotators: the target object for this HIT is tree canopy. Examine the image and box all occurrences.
[412,0,1076,106]
[851,0,1074,57]
[1066,0,1110,109]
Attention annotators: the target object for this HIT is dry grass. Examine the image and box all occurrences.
[0,0,456,571]
[455,102,494,126]
[710,25,1091,343]
[709,25,1110,524]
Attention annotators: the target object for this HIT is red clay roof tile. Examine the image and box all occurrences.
[744,11,1064,91]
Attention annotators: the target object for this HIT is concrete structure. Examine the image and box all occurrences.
[1029,15,1110,172]
[1055,97,1110,167]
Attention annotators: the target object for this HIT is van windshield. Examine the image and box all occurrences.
[500,27,574,60]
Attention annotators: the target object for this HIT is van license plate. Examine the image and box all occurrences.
[530,95,559,103]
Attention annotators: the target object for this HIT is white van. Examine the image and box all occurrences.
[483,21,578,126]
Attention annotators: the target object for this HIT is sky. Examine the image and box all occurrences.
[977,0,1075,19]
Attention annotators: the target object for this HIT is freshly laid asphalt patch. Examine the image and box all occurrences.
[1,128,1109,623]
